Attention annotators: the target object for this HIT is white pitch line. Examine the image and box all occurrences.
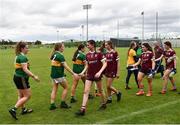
[97,99,180,124]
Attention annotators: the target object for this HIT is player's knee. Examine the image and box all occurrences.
[83,89,90,95]
[63,83,68,90]
[25,93,31,99]
[163,75,168,80]
[65,84,68,90]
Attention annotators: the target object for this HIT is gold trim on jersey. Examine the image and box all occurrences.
[51,60,62,66]
[15,63,22,69]
[73,59,85,65]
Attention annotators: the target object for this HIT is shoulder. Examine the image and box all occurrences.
[130,49,135,52]
[130,49,136,53]
[56,52,65,61]
[18,54,27,58]
[112,50,118,55]
[148,51,153,55]
[171,49,176,54]
[79,51,86,56]
[17,54,28,62]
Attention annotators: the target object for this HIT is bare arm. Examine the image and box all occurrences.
[167,55,176,64]
[22,63,39,82]
[152,60,155,70]
[95,60,107,78]
[174,56,177,69]
[155,54,163,62]
[99,61,107,74]
[133,58,141,67]
[79,62,88,75]
[116,59,120,78]
[63,62,75,75]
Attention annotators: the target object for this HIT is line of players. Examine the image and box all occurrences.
[126,41,177,96]
[8,40,121,119]
[9,40,178,119]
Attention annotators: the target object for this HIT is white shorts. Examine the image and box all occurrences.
[52,77,66,84]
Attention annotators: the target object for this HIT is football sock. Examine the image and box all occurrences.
[12,107,17,111]
[108,96,112,100]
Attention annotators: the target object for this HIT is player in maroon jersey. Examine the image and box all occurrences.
[104,41,122,104]
[133,43,155,96]
[159,41,177,94]
[93,42,106,96]
[153,41,164,77]
[75,40,107,116]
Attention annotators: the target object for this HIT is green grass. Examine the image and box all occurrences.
[0,47,180,124]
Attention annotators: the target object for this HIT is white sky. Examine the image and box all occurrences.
[0,0,180,42]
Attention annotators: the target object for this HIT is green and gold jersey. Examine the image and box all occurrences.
[73,51,86,74]
[51,51,65,78]
[14,53,29,78]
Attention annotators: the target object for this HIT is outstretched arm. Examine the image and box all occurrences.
[133,58,141,67]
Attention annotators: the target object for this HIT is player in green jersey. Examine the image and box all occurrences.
[70,44,86,103]
[9,41,40,120]
[49,43,78,110]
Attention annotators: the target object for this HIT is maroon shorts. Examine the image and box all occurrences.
[86,75,102,82]
[166,65,174,70]
[105,72,116,78]
[139,68,151,75]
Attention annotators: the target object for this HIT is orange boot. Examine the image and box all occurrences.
[146,91,152,96]
[136,90,145,96]
[159,90,166,94]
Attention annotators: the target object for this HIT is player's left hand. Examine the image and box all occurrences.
[73,73,80,80]
[95,72,101,78]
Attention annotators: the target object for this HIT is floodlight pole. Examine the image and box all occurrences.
[156,12,158,41]
[141,11,144,42]
[83,4,92,42]
[57,30,59,42]
[81,25,84,41]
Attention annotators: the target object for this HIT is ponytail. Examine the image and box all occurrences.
[50,43,63,59]
[72,44,85,61]
[127,41,136,56]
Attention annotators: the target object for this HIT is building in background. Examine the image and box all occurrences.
[110,37,140,47]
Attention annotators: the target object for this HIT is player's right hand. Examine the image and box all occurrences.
[33,75,40,82]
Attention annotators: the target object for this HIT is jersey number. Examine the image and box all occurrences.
[52,55,56,60]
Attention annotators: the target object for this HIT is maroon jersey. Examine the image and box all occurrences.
[154,46,164,59]
[140,51,154,70]
[105,50,119,78]
[163,49,176,69]
[86,51,105,81]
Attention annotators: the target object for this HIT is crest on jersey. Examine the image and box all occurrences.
[95,54,98,58]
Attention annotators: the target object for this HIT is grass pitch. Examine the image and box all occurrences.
[0,47,180,124]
